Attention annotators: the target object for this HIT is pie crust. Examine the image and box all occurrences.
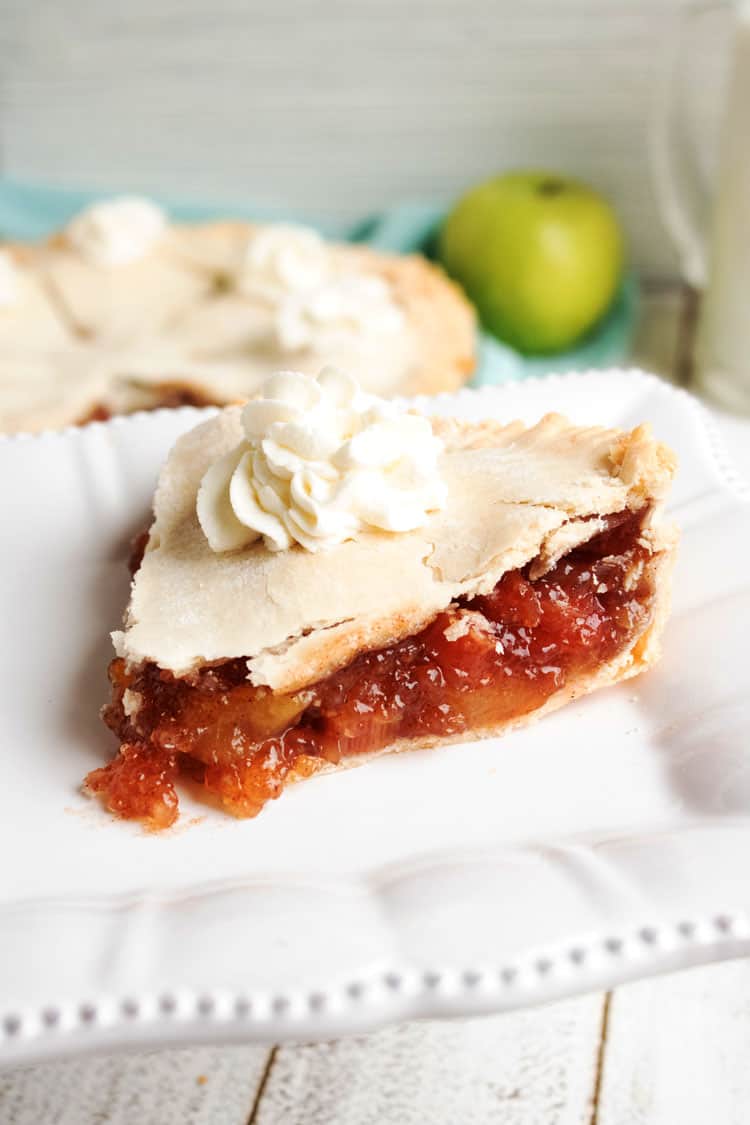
[87,407,678,828]
[0,221,475,434]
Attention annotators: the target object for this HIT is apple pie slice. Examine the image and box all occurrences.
[86,369,677,829]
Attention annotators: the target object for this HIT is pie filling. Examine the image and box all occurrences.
[77,382,218,425]
[87,510,660,829]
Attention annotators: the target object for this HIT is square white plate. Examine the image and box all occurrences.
[1,369,749,1067]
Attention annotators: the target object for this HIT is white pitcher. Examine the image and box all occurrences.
[653,1,750,413]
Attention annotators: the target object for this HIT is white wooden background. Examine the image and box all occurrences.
[0,0,731,279]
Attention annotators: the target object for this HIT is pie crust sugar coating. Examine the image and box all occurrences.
[0,220,476,434]
[87,407,678,828]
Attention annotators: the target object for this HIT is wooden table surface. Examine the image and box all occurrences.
[2,284,749,1125]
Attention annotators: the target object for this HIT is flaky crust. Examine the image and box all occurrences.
[115,407,678,692]
[0,220,476,434]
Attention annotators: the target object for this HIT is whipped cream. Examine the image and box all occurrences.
[238,224,330,300]
[66,196,167,266]
[197,367,447,553]
[275,274,405,353]
[0,250,19,306]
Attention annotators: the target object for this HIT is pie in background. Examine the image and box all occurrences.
[0,197,476,434]
[85,367,678,830]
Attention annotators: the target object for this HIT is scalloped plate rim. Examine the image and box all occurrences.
[0,368,748,1067]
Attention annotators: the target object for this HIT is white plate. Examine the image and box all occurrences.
[1,369,749,1068]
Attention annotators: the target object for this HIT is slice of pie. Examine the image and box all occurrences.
[0,198,476,434]
[86,369,677,830]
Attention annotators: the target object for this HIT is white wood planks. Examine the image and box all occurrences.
[253,998,605,1125]
[597,959,750,1125]
[0,1044,269,1125]
[0,0,728,277]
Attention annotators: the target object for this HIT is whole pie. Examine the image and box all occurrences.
[86,368,678,829]
[0,197,475,434]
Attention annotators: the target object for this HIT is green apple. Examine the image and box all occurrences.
[439,171,624,354]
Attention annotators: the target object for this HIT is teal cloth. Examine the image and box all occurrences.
[0,180,637,386]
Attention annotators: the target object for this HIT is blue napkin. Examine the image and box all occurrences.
[0,179,637,386]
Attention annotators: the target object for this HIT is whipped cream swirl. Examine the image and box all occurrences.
[66,196,167,266]
[275,274,405,353]
[239,224,330,300]
[0,250,19,306]
[197,367,447,553]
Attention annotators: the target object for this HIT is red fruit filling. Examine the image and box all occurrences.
[86,511,658,828]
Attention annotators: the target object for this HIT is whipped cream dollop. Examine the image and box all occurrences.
[0,250,20,307]
[197,367,447,553]
[275,274,405,353]
[66,196,167,266]
[239,224,331,301]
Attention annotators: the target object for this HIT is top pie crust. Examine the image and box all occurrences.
[114,408,677,693]
[0,221,476,434]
